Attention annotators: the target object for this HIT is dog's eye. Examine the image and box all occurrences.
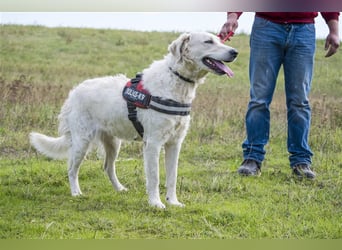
[204,39,214,44]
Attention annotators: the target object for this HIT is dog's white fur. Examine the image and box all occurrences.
[30,32,237,208]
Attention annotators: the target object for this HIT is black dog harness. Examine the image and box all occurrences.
[122,73,192,138]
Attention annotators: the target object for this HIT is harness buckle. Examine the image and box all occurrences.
[131,72,143,84]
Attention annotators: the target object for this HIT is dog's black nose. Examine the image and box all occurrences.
[230,49,238,58]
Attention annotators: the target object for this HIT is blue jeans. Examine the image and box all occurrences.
[242,17,316,167]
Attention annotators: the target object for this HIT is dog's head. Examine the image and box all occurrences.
[168,32,238,78]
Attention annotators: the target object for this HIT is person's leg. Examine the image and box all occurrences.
[241,17,284,170]
[283,23,316,178]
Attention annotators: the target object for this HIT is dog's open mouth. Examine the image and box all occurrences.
[202,57,234,77]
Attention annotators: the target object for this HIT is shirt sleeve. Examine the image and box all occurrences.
[320,12,340,23]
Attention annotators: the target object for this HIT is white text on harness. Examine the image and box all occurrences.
[124,88,147,101]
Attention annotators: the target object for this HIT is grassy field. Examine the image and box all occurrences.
[0,25,341,239]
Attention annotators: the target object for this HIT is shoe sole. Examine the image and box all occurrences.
[238,169,261,176]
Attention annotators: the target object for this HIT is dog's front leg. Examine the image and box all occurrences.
[165,142,185,207]
[143,140,165,208]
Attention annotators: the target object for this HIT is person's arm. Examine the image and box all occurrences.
[219,12,242,40]
[321,12,340,57]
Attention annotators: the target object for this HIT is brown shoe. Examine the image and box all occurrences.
[237,159,261,176]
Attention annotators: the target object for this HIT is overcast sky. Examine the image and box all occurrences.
[1,12,341,40]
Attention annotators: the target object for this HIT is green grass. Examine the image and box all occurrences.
[0,25,342,239]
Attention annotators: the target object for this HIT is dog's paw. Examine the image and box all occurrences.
[149,200,166,209]
[167,199,185,207]
[116,185,128,192]
[171,202,185,207]
[71,191,82,196]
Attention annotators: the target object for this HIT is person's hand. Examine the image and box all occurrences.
[325,19,340,57]
[219,13,239,41]
[325,33,340,57]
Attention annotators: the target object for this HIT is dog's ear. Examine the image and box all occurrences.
[168,33,191,60]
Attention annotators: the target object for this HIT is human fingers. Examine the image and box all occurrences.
[325,35,340,57]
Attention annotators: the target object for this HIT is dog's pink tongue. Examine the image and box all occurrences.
[215,61,234,77]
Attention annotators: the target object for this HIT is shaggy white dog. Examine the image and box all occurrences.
[30,32,238,208]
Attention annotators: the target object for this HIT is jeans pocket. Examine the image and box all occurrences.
[295,24,316,48]
[303,23,315,33]
[250,17,273,46]
[252,16,270,29]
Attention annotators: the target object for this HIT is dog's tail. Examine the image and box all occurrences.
[29,132,69,160]
[30,89,73,160]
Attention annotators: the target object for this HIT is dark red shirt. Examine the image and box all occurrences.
[230,12,339,24]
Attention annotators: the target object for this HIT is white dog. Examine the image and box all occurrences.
[30,32,238,208]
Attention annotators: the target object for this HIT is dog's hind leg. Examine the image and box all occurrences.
[101,134,127,192]
[165,142,185,207]
[68,137,89,196]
